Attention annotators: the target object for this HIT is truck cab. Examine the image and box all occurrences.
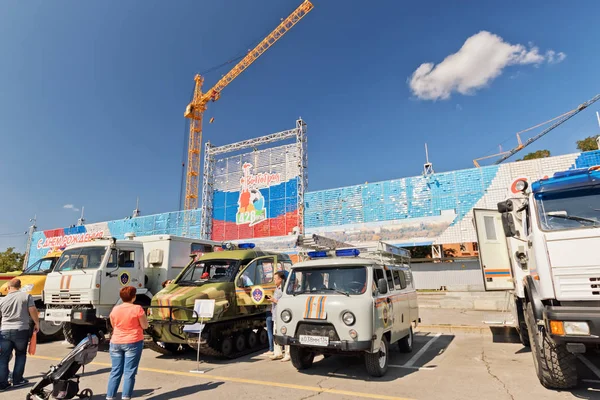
[275,243,418,377]
[43,234,220,345]
[474,166,600,389]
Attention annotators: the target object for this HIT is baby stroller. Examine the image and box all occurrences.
[27,335,99,400]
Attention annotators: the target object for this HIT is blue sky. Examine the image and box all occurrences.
[2,0,600,252]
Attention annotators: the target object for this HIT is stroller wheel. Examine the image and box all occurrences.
[79,389,93,399]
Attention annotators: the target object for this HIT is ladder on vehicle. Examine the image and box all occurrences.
[295,234,353,251]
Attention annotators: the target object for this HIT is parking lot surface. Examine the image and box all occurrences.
[10,330,600,400]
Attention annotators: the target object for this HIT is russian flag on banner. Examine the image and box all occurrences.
[211,162,299,241]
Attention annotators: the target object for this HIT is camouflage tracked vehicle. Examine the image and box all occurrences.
[146,245,292,357]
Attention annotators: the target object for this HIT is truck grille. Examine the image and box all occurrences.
[553,268,600,300]
[50,292,85,304]
[295,322,340,341]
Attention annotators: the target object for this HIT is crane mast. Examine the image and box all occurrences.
[183,0,314,211]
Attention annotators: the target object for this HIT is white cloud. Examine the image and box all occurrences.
[408,31,566,101]
[546,50,566,64]
[63,204,80,212]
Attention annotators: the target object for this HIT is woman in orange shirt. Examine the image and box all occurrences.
[106,286,148,400]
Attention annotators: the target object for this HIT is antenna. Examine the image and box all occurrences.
[423,143,434,176]
[132,197,141,218]
[77,207,85,226]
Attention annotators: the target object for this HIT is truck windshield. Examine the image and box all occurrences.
[536,186,600,231]
[177,259,241,285]
[55,246,107,271]
[24,258,56,274]
[286,266,367,296]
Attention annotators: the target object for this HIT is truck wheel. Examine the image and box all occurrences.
[221,337,234,357]
[234,333,247,352]
[147,340,186,356]
[62,323,89,346]
[38,320,65,342]
[290,346,314,370]
[525,303,578,389]
[247,330,258,349]
[365,336,389,377]
[257,328,268,346]
[398,327,413,353]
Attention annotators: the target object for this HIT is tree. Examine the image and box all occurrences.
[576,135,599,152]
[0,247,25,273]
[517,150,551,161]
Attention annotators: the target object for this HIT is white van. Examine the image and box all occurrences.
[274,243,419,377]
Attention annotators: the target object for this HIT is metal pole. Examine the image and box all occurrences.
[22,215,37,269]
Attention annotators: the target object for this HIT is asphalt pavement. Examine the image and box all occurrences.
[8,328,600,400]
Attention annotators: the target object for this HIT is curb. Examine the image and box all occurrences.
[416,324,518,336]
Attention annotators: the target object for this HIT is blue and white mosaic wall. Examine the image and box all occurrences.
[27,150,600,265]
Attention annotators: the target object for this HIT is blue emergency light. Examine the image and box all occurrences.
[238,243,256,249]
[307,249,361,258]
[532,166,600,194]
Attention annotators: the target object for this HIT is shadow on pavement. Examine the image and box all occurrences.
[489,326,521,344]
[144,381,224,399]
[294,332,454,383]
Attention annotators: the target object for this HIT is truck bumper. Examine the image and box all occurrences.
[544,306,600,345]
[45,308,97,325]
[274,335,372,351]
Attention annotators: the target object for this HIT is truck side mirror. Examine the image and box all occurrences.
[501,212,518,238]
[377,278,388,295]
[497,200,513,213]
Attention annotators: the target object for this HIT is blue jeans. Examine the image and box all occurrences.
[0,329,29,386]
[106,341,143,400]
[266,312,274,352]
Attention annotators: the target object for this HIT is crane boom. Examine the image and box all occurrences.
[473,94,600,167]
[183,0,314,211]
[493,94,600,164]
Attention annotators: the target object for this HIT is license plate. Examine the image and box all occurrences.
[299,335,329,346]
[45,309,71,322]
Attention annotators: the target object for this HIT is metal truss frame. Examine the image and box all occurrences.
[200,118,308,239]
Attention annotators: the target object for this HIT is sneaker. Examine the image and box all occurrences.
[269,355,283,360]
[12,379,29,388]
[265,351,274,356]
[281,356,291,362]
[0,383,11,391]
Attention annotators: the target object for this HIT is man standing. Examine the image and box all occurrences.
[0,278,39,391]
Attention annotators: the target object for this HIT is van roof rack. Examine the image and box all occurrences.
[355,241,411,265]
[295,234,353,251]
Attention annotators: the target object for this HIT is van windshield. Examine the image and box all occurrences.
[177,259,241,285]
[286,266,367,296]
[55,247,107,271]
[535,186,600,231]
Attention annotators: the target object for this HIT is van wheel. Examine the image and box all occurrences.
[525,303,578,389]
[365,336,389,377]
[290,346,314,370]
[398,327,413,353]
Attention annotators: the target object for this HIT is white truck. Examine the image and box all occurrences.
[473,166,600,389]
[43,234,220,345]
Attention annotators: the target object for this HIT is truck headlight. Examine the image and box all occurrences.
[281,309,292,323]
[20,284,34,293]
[564,321,590,336]
[342,311,355,326]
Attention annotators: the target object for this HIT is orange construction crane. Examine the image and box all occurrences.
[183,0,314,210]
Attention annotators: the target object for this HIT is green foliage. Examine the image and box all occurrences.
[0,247,25,273]
[518,149,551,161]
[576,136,599,152]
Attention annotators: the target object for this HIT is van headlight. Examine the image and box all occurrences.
[342,311,355,326]
[281,309,292,323]
[20,284,34,293]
